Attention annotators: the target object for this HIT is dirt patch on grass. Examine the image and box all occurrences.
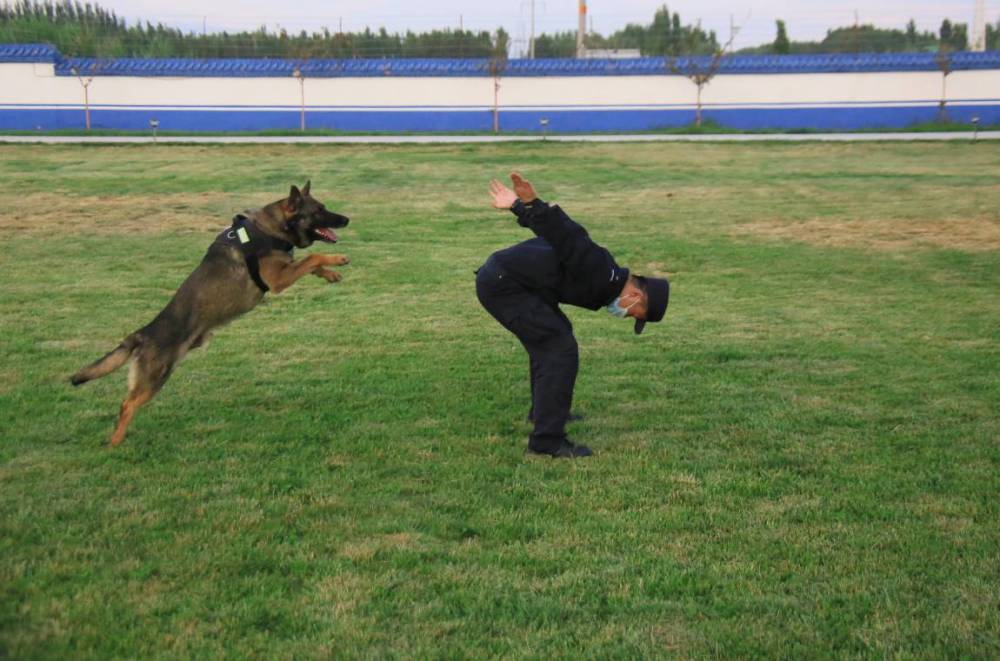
[2,192,237,236]
[734,216,1000,252]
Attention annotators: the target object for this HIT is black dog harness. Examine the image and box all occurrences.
[213,213,294,292]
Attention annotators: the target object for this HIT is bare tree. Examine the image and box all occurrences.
[70,62,99,131]
[291,39,318,132]
[489,29,509,134]
[934,47,952,122]
[667,28,738,128]
[292,65,306,132]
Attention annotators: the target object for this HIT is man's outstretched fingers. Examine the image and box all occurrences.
[490,178,518,209]
[510,172,537,202]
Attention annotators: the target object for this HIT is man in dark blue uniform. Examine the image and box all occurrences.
[476,173,669,459]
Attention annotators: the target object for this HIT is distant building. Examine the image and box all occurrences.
[580,49,642,59]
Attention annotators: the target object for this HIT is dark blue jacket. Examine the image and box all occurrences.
[492,199,629,310]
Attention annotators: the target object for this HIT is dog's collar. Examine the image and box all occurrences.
[232,213,295,255]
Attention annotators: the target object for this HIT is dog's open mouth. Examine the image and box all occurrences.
[311,227,338,243]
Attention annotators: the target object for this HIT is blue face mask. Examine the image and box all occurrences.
[605,296,638,318]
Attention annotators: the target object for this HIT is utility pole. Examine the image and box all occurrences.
[577,0,587,58]
[972,0,986,51]
[530,0,536,58]
[520,0,538,58]
[852,10,860,53]
[727,14,743,54]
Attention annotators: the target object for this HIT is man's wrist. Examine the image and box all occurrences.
[511,198,545,214]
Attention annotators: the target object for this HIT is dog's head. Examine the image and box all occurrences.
[279,181,350,249]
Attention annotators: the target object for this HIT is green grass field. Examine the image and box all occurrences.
[1,141,998,657]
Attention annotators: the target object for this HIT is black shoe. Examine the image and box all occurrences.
[527,439,593,459]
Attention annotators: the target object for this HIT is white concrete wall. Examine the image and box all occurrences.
[4,63,999,109]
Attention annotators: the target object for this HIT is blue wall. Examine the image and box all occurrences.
[3,105,998,133]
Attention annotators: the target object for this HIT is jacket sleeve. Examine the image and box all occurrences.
[510,199,616,279]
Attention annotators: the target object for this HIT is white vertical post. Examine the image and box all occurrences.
[529,0,536,59]
[972,0,986,51]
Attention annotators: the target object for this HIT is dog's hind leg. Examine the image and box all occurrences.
[189,332,213,350]
[108,350,175,447]
[109,387,154,447]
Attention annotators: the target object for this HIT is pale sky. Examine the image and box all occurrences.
[95,1,996,55]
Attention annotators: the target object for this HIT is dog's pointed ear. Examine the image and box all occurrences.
[286,185,302,213]
[302,180,311,197]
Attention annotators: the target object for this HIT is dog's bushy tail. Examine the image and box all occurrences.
[70,333,142,386]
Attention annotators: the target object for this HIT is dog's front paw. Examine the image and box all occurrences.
[328,254,350,266]
[321,270,343,283]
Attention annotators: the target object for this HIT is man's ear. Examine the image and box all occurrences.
[302,180,311,197]
[626,279,646,305]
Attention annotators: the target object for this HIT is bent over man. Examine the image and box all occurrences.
[475,173,670,459]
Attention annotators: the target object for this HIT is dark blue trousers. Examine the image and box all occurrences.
[476,255,579,452]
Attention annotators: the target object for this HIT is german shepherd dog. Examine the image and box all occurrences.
[71,181,349,446]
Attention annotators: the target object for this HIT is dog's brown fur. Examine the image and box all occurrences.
[71,181,349,446]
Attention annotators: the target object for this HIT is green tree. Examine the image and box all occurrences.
[939,19,953,46]
[773,20,790,54]
[988,19,1000,50]
[0,0,504,58]
[533,31,576,58]
[939,19,969,51]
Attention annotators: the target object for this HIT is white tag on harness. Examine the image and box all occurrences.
[236,227,250,244]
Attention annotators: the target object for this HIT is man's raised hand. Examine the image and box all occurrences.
[510,172,538,203]
[490,179,518,210]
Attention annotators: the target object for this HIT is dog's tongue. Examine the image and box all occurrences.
[314,228,338,243]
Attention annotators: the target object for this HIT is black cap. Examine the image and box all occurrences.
[634,275,669,335]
